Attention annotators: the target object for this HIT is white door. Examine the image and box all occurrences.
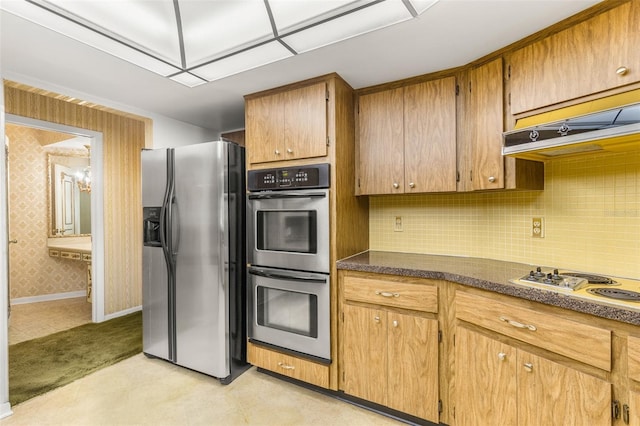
[54,164,77,236]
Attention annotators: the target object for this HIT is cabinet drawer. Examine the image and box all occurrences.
[247,342,329,389]
[629,335,640,382]
[48,249,60,257]
[82,253,92,262]
[343,276,437,313]
[456,291,611,371]
[60,251,82,260]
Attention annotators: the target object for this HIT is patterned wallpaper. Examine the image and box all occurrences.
[6,124,87,299]
[370,150,640,280]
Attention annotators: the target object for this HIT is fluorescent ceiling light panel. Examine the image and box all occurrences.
[180,0,274,68]
[0,0,428,86]
[282,0,413,53]
[40,0,181,66]
[1,0,181,76]
[269,0,374,33]
[192,41,293,82]
[169,72,208,88]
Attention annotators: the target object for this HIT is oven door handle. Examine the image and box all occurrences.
[248,192,327,200]
[248,267,327,284]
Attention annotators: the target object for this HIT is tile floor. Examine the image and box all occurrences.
[8,297,92,344]
[3,299,405,425]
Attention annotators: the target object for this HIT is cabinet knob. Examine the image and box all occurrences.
[286,148,293,154]
[408,182,415,188]
[274,149,280,155]
[523,362,533,372]
[488,176,496,183]
[498,352,507,361]
[616,66,629,76]
[392,320,398,327]
[374,316,380,323]
[392,182,399,189]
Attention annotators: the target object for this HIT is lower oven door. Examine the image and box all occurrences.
[248,266,330,362]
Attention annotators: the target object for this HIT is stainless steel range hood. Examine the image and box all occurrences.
[503,90,640,161]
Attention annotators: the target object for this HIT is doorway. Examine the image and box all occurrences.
[6,122,94,343]
[4,114,105,326]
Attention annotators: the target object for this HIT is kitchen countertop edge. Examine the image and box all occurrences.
[337,251,640,326]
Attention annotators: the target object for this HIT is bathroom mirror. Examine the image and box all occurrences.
[47,153,91,237]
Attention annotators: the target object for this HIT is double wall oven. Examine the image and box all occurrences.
[247,164,331,362]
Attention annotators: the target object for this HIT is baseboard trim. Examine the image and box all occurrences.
[0,402,13,419]
[103,305,142,322]
[11,291,86,305]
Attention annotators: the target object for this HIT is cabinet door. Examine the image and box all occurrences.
[387,312,439,422]
[342,304,387,406]
[517,350,611,425]
[356,88,404,195]
[510,1,640,114]
[246,93,284,164]
[629,391,640,426]
[470,58,504,190]
[404,77,457,193]
[455,327,517,426]
[283,82,328,161]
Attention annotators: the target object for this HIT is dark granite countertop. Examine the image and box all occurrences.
[337,251,640,327]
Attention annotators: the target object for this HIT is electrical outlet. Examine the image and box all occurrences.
[532,217,544,238]
[394,216,403,232]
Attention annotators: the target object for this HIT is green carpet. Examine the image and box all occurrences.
[9,310,142,406]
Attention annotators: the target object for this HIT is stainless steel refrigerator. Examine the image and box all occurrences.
[141,140,248,383]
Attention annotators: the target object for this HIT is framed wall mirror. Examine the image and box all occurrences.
[47,152,91,237]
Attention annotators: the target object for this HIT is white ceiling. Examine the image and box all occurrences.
[1,0,602,135]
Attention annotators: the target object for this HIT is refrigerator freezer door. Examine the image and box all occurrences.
[142,149,171,361]
[173,142,230,378]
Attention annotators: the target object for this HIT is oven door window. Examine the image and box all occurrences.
[256,286,318,337]
[256,210,317,254]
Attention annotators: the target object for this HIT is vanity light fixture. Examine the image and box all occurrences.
[75,165,91,193]
[0,0,439,87]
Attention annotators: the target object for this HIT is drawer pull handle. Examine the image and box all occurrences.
[375,291,399,298]
[499,316,537,331]
[277,362,295,370]
[523,362,533,372]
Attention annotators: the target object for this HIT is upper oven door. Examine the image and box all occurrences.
[248,188,330,273]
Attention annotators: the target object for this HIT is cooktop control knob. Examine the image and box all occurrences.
[534,267,544,277]
[551,269,562,280]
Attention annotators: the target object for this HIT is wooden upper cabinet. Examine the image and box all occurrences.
[246,93,284,164]
[356,88,404,195]
[246,81,328,165]
[404,77,457,193]
[283,83,328,160]
[510,1,640,114]
[356,76,457,195]
[469,58,504,190]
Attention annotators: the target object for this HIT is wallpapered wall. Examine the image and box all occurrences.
[6,124,87,299]
[369,150,640,280]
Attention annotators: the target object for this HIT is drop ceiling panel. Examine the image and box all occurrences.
[180,0,274,68]
[42,0,181,66]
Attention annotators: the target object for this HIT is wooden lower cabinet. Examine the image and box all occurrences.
[342,304,439,422]
[247,342,329,389]
[455,327,612,426]
[629,391,640,426]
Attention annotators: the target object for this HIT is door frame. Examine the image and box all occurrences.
[1,79,11,419]
[4,114,105,323]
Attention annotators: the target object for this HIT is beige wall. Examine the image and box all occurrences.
[370,150,640,280]
[6,124,87,298]
[4,80,148,315]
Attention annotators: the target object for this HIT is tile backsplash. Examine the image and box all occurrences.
[369,151,640,280]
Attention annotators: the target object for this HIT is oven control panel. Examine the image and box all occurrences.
[248,163,330,191]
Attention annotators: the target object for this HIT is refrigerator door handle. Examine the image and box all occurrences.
[171,196,181,257]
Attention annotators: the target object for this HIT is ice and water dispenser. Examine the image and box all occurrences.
[143,207,162,247]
